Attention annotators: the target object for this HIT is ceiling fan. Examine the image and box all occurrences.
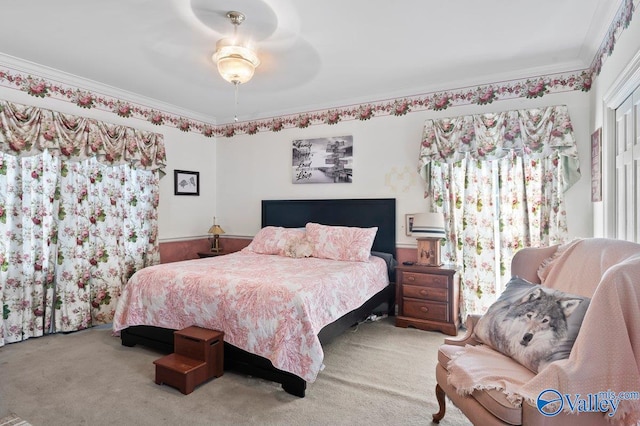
[140,0,322,122]
[211,11,261,85]
[188,0,319,89]
[155,0,319,122]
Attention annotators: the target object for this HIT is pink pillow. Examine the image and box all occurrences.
[244,227,306,255]
[305,223,377,262]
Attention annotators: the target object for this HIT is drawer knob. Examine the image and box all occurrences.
[420,306,429,313]
[420,289,428,296]
[407,276,415,281]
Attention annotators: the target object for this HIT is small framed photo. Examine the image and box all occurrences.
[405,214,415,236]
[174,170,199,196]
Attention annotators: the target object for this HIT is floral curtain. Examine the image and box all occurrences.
[418,105,579,318]
[0,100,165,346]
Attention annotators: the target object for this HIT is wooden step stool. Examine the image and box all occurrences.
[153,326,224,394]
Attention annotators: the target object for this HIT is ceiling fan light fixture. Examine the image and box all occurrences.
[212,11,260,85]
[212,41,260,85]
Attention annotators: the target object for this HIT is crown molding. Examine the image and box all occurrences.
[0,53,216,125]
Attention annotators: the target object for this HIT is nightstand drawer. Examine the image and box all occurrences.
[400,271,447,288]
[403,299,448,322]
[403,284,448,302]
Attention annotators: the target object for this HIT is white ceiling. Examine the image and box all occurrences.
[0,0,623,124]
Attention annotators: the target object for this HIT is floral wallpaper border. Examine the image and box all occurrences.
[0,0,635,139]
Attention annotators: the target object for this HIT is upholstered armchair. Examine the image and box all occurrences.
[432,239,640,426]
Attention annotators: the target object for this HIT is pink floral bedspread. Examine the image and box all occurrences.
[112,251,389,382]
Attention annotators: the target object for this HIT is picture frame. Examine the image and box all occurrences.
[591,128,602,202]
[174,170,200,196]
[292,135,353,184]
[405,214,415,237]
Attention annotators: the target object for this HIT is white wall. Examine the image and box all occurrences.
[590,6,640,237]
[216,91,593,246]
[0,86,218,242]
[157,128,216,242]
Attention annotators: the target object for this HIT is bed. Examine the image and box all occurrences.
[115,198,396,397]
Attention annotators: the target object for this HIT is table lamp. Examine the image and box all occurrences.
[411,212,446,266]
[208,218,225,253]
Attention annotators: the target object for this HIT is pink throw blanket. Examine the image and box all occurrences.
[448,239,640,425]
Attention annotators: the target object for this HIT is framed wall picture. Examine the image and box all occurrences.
[405,214,415,236]
[292,135,353,183]
[174,170,200,196]
[591,128,602,202]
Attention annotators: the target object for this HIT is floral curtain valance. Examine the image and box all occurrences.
[0,100,166,171]
[419,105,581,191]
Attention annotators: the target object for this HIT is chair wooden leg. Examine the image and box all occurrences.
[433,383,446,423]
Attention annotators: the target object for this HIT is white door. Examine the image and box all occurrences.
[614,85,640,242]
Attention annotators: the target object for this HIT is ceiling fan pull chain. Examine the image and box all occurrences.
[234,81,239,123]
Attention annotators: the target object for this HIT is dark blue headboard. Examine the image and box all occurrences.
[261,198,396,258]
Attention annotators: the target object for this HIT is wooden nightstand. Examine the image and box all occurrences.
[197,251,227,258]
[395,264,460,335]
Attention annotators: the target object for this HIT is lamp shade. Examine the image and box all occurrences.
[411,213,445,239]
[208,225,225,235]
[212,39,260,85]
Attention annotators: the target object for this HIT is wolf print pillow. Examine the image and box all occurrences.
[474,277,590,373]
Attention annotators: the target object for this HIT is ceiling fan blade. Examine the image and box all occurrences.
[250,38,321,90]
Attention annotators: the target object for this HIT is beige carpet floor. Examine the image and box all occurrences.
[0,318,470,426]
